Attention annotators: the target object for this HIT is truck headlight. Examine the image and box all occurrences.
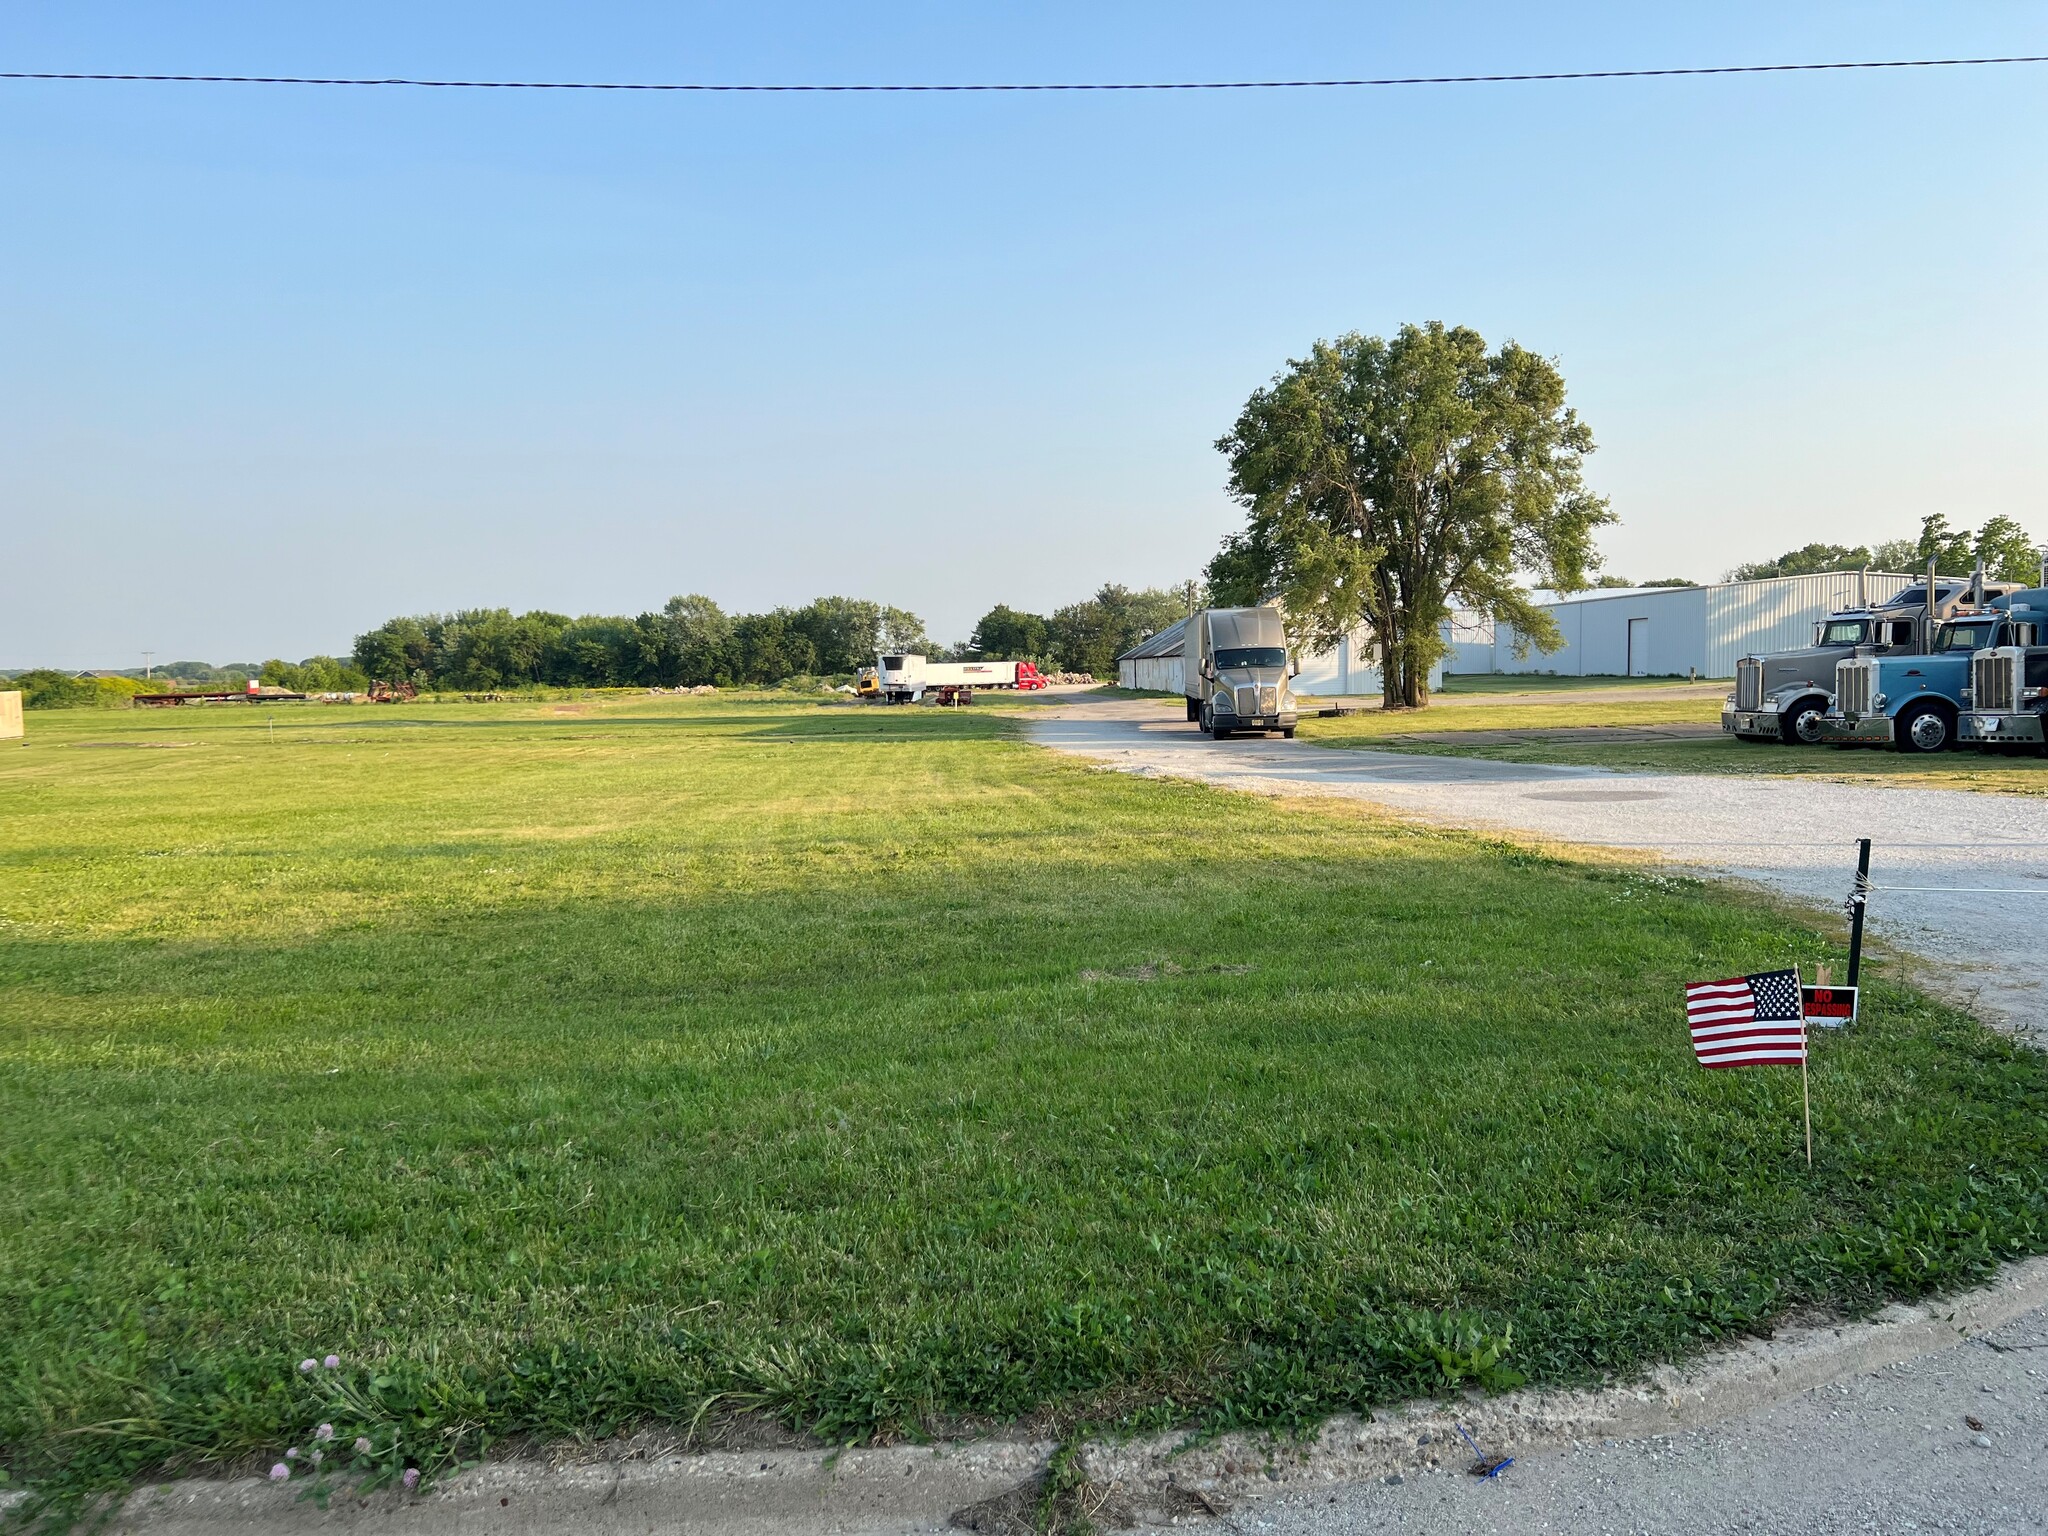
[1280,689,1295,709]
[1872,692,1887,710]
[1213,691,1233,714]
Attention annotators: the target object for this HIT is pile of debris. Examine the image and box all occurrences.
[1040,671,1096,685]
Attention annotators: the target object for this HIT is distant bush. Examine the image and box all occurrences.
[12,671,169,709]
[259,656,371,693]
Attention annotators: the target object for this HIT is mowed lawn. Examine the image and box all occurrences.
[1299,695,2048,795]
[3,697,2047,1505]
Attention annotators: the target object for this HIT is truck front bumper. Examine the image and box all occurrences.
[1815,714,1893,746]
[1721,708,1781,740]
[1217,713,1298,732]
[1963,712,2046,747]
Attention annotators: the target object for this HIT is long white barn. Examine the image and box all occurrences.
[1116,616,1443,697]
[1119,570,1920,692]
[1449,569,1916,680]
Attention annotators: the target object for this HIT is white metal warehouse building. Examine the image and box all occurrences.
[1116,617,1443,696]
[1450,569,1915,680]
[1120,570,1918,691]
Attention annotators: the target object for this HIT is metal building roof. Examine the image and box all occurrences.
[1526,569,1928,607]
[1115,615,1190,662]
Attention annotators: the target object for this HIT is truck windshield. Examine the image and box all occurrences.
[1818,621,1868,645]
[1932,621,1998,652]
[1214,646,1288,669]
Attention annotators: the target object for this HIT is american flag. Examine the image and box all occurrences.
[1685,969,1806,1068]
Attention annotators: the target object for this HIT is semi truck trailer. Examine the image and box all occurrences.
[873,655,1046,703]
[1184,606,1299,739]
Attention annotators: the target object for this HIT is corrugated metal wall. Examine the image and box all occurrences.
[1478,571,1915,679]
[1293,630,1443,696]
[1120,655,1185,692]
[1702,572,1911,677]
[1121,631,1444,697]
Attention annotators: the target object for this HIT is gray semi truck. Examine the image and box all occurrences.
[1184,606,1300,739]
[1722,576,2019,745]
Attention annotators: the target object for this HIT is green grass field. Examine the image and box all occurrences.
[4,697,2046,1515]
[1298,697,2048,795]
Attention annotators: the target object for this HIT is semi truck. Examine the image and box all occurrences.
[1820,573,2039,753]
[1184,606,1299,739]
[1962,586,2048,754]
[872,654,1046,704]
[1721,577,2016,745]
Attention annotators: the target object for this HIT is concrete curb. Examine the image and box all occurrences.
[1084,1255,2048,1520]
[7,1256,2039,1534]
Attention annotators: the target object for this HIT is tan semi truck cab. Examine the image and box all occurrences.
[1184,606,1299,739]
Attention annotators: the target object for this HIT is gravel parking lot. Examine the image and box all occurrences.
[1026,698,2048,1036]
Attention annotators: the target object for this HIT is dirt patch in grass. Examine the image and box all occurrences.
[1384,724,1723,746]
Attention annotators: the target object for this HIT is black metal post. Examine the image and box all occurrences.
[1845,838,1872,990]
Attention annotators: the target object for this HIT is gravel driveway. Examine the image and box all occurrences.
[1025,699,2048,1035]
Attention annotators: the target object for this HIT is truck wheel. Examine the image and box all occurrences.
[1893,701,1954,754]
[1186,698,1201,723]
[1779,698,1828,745]
[1281,726,1296,739]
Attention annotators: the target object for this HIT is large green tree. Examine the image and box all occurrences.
[1910,514,1980,576]
[662,595,734,686]
[1048,584,1188,678]
[1972,515,2043,585]
[352,616,436,683]
[1215,323,1611,707]
[966,604,1051,661]
[1729,543,1874,582]
[1868,513,2041,584]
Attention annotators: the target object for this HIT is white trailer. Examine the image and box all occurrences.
[876,654,1046,703]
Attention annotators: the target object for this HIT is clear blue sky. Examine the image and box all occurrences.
[3,2,2044,667]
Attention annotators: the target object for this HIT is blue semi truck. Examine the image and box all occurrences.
[1820,578,2047,753]
[1722,582,1965,745]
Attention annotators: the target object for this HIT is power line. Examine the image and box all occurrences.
[3,55,2047,95]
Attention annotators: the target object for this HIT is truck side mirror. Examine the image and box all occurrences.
[1289,657,1300,678]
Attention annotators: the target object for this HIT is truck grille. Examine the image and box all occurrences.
[1974,650,2018,712]
[1835,658,1874,716]
[1235,684,1259,717]
[1735,658,1764,711]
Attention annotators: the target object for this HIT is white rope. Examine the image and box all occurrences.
[1866,884,2048,895]
[1568,840,2048,851]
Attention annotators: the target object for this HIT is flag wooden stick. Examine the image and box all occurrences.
[1799,965,1813,1167]
[1801,1044,1812,1167]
